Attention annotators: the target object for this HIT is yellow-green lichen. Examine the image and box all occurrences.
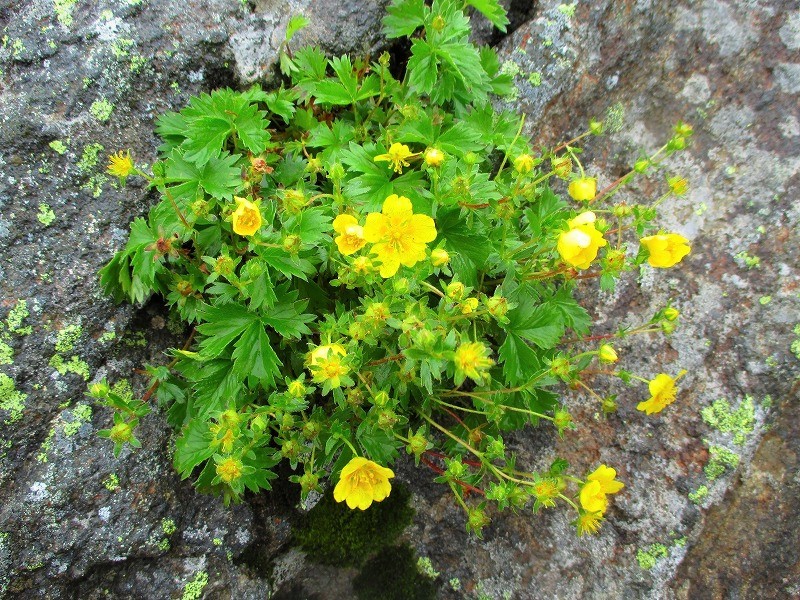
[98,331,116,344]
[36,428,56,462]
[90,99,114,122]
[54,0,77,27]
[527,72,542,87]
[54,323,82,353]
[704,445,739,481]
[130,55,148,73]
[63,403,92,436]
[161,518,177,536]
[688,485,708,504]
[49,354,90,381]
[212,537,223,546]
[182,571,208,600]
[110,38,135,59]
[701,397,755,445]
[0,340,13,365]
[103,473,120,491]
[6,300,32,336]
[49,139,69,155]
[78,143,104,173]
[735,250,760,269]
[791,325,800,361]
[636,543,669,570]
[557,3,577,18]
[11,39,25,59]
[37,203,56,226]
[0,373,26,424]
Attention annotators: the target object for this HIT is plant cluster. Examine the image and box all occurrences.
[95,0,693,536]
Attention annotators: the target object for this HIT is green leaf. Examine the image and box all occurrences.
[548,285,591,335]
[383,0,428,38]
[232,322,282,387]
[498,332,542,386]
[259,246,317,280]
[467,0,509,32]
[358,429,401,465]
[262,291,315,339]
[506,285,565,348]
[436,207,492,266]
[174,419,214,479]
[164,149,241,203]
[407,39,438,95]
[286,14,310,41]
[196,302,259,358]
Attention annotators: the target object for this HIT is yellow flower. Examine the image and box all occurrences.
[579,479,608,514]
[231,197,262,236]
[430,248,450,267]
[363,194,437,278]
[107,150,135,178]
[333,214,367,255]
[568,177,597,201]
[637,370,687,415]
[668,176,689,196]
[573,510,604,536]
[307,344,350,388]
[598,344,618,363]
[333,456,395,510]
[216,457,243,483]
[374,142,416,173]
[587,464,625,494]
[424,147,445,167]
[557,211,607,269]
[460,297,479,315]
[514,154,535,174]
[640,233,691,268]
[453,341,494,384]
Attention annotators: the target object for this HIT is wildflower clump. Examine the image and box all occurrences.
[97,0,693,535]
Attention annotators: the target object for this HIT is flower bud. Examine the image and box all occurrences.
[413,329,436,349]
[393,277,410,294]
[604,248,626,271]
[281,439,301,460]
[485,296,508,318]
[288,380,307,398]
[668,176,689,196]
[378,52,391,68]
[407,433,428,457]
[446,281,465,300]
[88,380,110,398]
[109,422,133,444]
[460,297,479,315]
[176,280,193,297]
[328,163,345,181]
[431,15,446,31]
[463,151,479,166]
[514,154,535,174]
[299,471,319,494]
[377,408,399,430]
[424,148,444,167]
[219,409,241,429]
[494,201,516,221]
[601,396,618,415]
[551,156,572,179]
[302,420,321,440]
[589,118,604,135]
[612,204,633,218]
[467,506,490,536]
[667,135,687,152]
[348,321,368,340]
[431,248,450,267]
[634,158,650,173]
[446,458,467,479]
[598,344,619,363]
[568,177,597,202]
[191,198,210,217]
[674,121,693,137]
[282,234,302,254]
[306,155,323,173]
[281,413,295,431]
[663,307,680,321]
[372,390,390,407]
[661,320,676,334]
[250,156,272,174]
[550,356,571,379]
[282,189,307,213]
[215,255,235,276]
[553,409,573,434]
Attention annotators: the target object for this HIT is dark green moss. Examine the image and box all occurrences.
[353,544,438,600]
[295,483,413,567]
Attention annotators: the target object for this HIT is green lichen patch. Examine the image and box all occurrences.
[295,483,413,567]
[37,203,56,226]
[5,299,32,336]
[636,543,669,570]
[0,373,26,424]
[62,403,92,436]
[49,354,90,381]
[54,323,82,353]
[54,0,77,27]
[161,518,177,536]
[103,473,120,491]
[78,143,104,173]
[90,99,115,122]
[688,485,708,505]
[182,571,208,600]
[49,139,69,155]
[701,397,755,445]
[36,428,56,463]
[791,324,800,361]
[0,340,13,365]
[98,330,116,344]
[352,544,438,600]
[704,445,740,481]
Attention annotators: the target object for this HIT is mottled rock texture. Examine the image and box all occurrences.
[0,0,798,599]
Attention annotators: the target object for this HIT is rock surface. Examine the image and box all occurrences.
[0,0,798,599]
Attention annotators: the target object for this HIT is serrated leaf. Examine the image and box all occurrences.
[259,246,316,280]
[196,302,259,358]
[506,285,565,348]
[467,0,509,32]
[549,285,591,335]
[383,0,428,38]
[498,332,542,386]
[286,14,310,41]
[174,419,214,479]
[407,39,438,95]
[164,149,241,203]
[232,322,282,387]
[262,294,315,339]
